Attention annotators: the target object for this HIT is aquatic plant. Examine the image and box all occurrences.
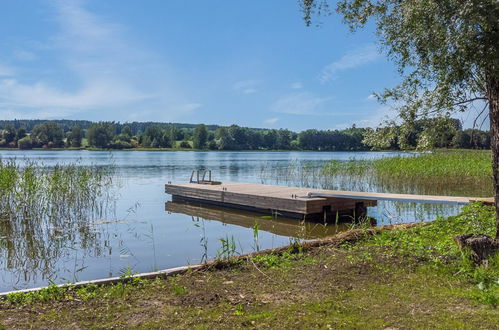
[259,150,492,197]
[0,158,115,282]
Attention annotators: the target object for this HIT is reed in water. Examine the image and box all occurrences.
[0,158,114,281]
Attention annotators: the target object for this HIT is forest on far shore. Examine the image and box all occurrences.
[0,118,491,151]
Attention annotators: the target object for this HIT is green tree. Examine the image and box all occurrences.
[31,121,64,148]
[2,124,16,145]
[215,127,234,150]
[193,124,208,149]
[87,122,115,148]
[15,128,26,141]
[121,125,132,138]
[303,0,499,245]
[67,125,83,148]
[17,136,32,150]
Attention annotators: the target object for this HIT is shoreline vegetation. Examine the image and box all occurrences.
[0,203,497,328]
[0,118,491,152]
[0,147,496,327]
[257,150,493,197]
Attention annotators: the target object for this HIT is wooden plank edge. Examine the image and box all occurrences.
[0,264,203,298]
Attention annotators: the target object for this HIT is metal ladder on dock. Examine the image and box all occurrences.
[189,169,213,184]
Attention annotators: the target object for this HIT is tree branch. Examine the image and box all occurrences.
[453,97,487,107]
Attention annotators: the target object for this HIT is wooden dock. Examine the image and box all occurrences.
[165,182,494,221]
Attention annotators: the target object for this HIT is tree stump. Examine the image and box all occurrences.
[454,234,499,266]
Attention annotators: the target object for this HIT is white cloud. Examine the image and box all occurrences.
[320,44,381,83]
[233,80,258,94]
[291,82,303,89]
[264,117,279,125]
[0,1,199,121]
[366,93,377,101]
[0,63,14,77]
[0,78,151,109]
[270,92,332,115]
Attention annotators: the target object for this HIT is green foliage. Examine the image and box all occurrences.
[140,125,172,148]
[87,122,116,148]
[367,203,494,257]
[372,150,491,180]
[0,159,114,271]
[66,125,83,148]
[363,118,480,151]
[320,150,492,194]
[216,235,237,260]
[0,118,491,151]
[17,136,32,150]
[352,202,499,306]
[169,276,187,295]
[193,124,208,149]
[309,0,499,115]
[5,283,65,305]
[251,252,294,269]
[252,221,260,252]
[31,121,65,148]
[299,126,369,151]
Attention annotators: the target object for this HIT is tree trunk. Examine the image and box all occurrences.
[453,74,499,265]
[487,73,499,239]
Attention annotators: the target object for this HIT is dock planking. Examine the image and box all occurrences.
[165,182,494,222]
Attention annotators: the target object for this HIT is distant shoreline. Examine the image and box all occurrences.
[0,147,401,153]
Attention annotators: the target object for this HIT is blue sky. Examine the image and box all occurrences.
[0,0,481,131]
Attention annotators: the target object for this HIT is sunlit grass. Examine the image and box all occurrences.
[371,150,491,180]
[260,150,493,197]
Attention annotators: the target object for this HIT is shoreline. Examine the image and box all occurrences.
[0,147,419,153]
[0,223,420,298]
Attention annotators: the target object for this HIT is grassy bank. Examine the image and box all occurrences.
[0,203,497,328]
[323,150,491,180]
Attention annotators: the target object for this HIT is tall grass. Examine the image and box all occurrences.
[260,150,492,197]
[371,150,491,181]
[0,158,114,280]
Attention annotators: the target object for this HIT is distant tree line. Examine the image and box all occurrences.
[0,118,491,151]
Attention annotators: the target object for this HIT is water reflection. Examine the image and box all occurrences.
[166,201,350,239]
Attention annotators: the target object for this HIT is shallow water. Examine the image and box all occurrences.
[0,150,487,291]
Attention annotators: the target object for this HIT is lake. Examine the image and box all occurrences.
[0,150,482,292]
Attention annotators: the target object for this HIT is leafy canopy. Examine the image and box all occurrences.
[303,0,499,120]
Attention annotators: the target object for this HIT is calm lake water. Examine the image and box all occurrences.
[0,150,484,292]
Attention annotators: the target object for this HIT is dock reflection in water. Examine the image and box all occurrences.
[165,201,351,240]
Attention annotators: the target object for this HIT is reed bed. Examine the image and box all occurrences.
[0,159,115,281]
[371,150,491,181]
[259,150,492,197]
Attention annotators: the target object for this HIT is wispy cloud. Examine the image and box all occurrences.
[0,1,199,121]
[233,80,258,94]
[263,117,279,125]
[291,82,302,89]
[270,92,332,115]
[320,44,381,83]
[0,63,14,77]
[13,50,36,61]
